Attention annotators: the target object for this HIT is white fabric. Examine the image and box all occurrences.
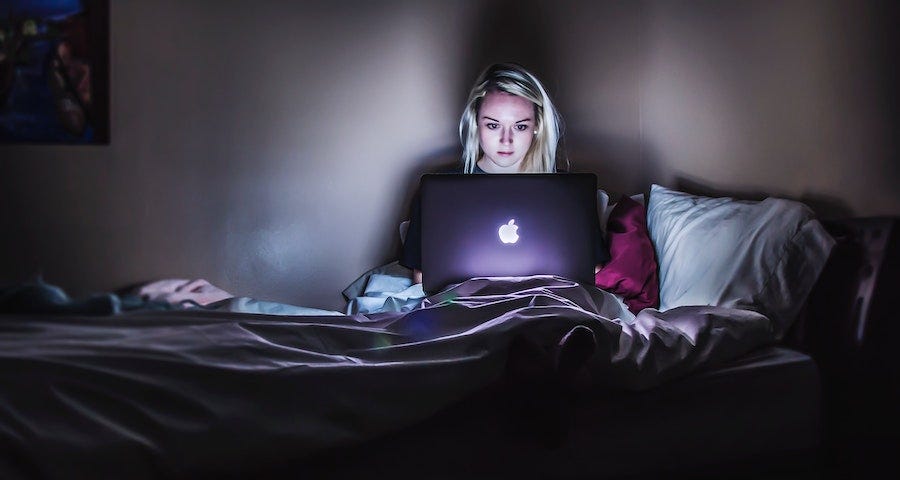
[597,189,611,231]
[399,219,410,244]
[646,184,834,339]
[342,260,425,314]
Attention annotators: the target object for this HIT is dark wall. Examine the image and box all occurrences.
[1,0,897,310]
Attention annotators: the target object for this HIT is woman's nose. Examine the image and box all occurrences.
[501,127,512,144]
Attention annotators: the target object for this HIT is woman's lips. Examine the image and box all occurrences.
[498,151,514,156]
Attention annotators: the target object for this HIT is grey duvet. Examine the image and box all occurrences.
[0,276,775,479]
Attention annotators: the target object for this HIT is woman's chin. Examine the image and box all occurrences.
[480,157,524,173]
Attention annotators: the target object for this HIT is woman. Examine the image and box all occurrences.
[459,62,562,174]
[401,63,609,284]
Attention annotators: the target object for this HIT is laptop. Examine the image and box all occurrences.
[420,173,598,294]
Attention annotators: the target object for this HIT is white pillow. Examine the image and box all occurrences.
[646,184,834,339]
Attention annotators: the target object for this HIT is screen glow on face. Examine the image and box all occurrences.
[477,91,535,173]
[498,219,519,244]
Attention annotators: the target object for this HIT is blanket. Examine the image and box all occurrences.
[0,276,774,479]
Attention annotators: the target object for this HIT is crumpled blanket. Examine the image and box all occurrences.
[125,264,422,316]
[342,261,425,314]
[0,279,175,315]
[0,264,418,317]
[134,278,234,307]
[0,275,774,479]
[341,261,641,318]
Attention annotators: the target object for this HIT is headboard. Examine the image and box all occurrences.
[787,216,898,466]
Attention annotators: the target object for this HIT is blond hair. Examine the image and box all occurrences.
[459,63,563,173]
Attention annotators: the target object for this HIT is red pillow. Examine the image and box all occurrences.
[594,195,660,313]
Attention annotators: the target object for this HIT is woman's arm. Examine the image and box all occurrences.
[399,192,423,283]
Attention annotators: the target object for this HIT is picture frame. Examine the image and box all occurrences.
[0,0,109,144]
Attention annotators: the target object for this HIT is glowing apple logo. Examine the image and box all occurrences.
[498,219,520,244]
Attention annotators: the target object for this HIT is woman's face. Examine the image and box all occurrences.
[477,91,536,173]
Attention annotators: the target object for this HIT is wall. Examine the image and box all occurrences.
[1,0,897,310]
[1,0,478,309]
[553,0,899,213]
[639,0,899,216]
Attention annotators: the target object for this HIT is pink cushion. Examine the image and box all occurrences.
[595,195,660,313]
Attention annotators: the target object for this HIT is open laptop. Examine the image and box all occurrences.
[420,173,598,294]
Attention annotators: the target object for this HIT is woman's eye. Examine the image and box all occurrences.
[486,123,499,130]
[515,125,529,131]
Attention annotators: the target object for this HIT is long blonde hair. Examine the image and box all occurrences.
[459,63,563,173]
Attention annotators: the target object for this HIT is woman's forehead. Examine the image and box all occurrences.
[479,91,535,119]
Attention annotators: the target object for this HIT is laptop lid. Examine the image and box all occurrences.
[420,173,598,294]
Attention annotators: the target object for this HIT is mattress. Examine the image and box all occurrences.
[302,346,820,479]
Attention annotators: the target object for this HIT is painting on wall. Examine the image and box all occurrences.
[0,0,109,144]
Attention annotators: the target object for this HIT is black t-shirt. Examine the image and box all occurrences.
[399,165,611,270]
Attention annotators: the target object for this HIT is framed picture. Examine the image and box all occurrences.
[0,0,109,144]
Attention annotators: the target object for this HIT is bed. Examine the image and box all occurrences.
[1,185,896,479]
